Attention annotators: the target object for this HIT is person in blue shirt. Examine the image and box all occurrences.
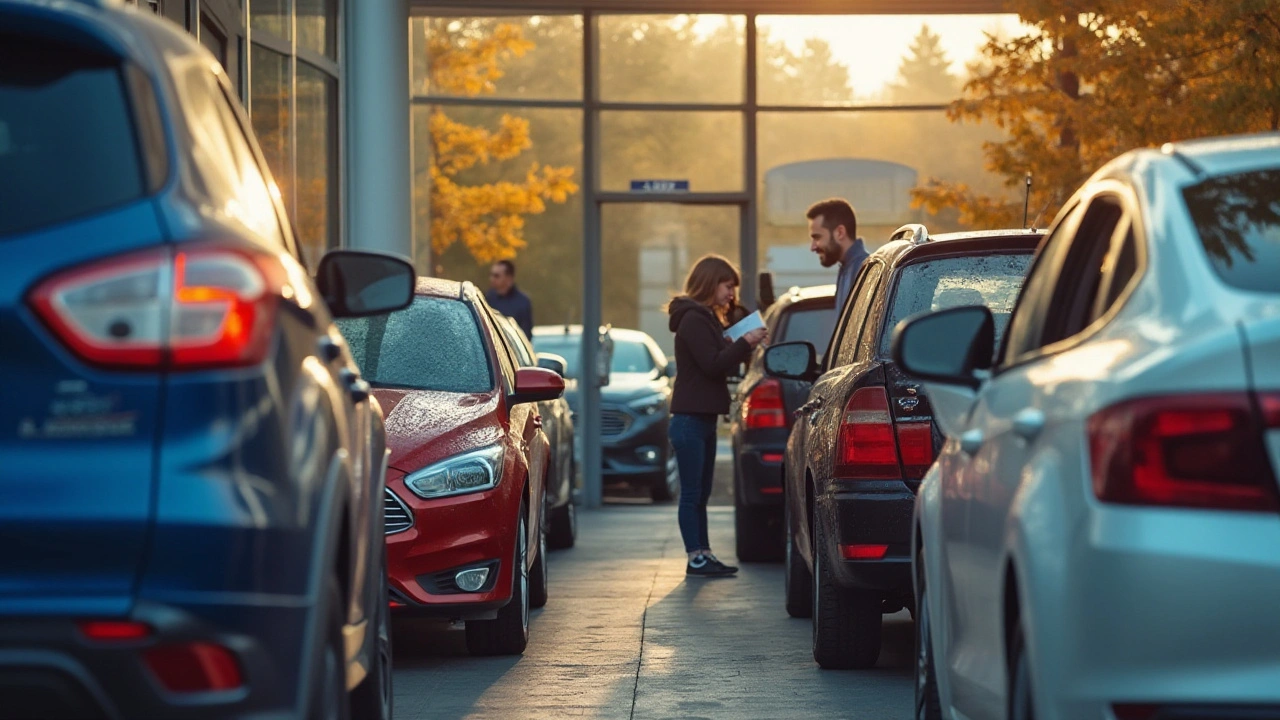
[485,259,534,338]
[806,198,869,316]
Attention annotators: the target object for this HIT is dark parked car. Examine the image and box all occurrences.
[0,3,413,717]
[532,325,680,502]
[766,225,1041,670]
[730,284,837,561]
[496,314,579,549]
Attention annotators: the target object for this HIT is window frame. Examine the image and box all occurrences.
[830,260,885,369]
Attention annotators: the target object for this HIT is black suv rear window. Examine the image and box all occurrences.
[879,252,1034,355]
[779,304,836,357]
[0,37,145,236]
[337,297,493,393]
[1183,169,1280,294]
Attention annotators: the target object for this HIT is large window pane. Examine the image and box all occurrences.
[411,16,582,100]
[414,105,583,327]
[602,204,738,356]
[599,15,744,104]
[757,14,1023,105]
[296,62,336,269]
[297,0,336,58]
[601,111,742,193]
[250,0,289,40]
[757,110,1007,284]
[250,45,292,216]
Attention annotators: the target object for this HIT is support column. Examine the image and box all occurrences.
[345,0,412,258]
[581,11,603,510]
[741,14,759,310]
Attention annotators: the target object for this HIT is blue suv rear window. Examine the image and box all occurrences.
[0,36,145,236]
[337,297,494,394]
[1183,169,1280,294]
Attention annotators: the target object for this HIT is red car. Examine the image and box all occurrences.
[335,278,563,656]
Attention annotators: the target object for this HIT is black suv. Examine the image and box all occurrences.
[765,225,1040,669]
[730,284,836,561]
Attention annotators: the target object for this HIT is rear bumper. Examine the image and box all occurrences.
[734,429,786,506]
[384,474,520,620]
[817,481,915,595]
[0,599,310,720]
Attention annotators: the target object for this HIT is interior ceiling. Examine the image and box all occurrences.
[415,0,1011,14]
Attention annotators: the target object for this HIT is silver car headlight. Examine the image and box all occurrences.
[629,393,667,417]
[404,445,505,499]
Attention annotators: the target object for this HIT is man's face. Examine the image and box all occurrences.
[809,215,843,268]
[489,264,513,293]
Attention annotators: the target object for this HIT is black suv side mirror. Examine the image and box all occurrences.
[764,341,818,382]
[890,306,995,389]
[316,250,415,318]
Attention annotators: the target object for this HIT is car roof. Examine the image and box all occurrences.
[1158,131,1280,177]
[873,227,1043,268]
[413,276,468,299]
[531,325,656,344]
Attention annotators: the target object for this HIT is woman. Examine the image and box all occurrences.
[666,255,767,577]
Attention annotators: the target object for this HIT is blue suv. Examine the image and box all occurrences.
[0,2,412,718]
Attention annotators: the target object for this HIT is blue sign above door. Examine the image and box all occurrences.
[629,179,690,193]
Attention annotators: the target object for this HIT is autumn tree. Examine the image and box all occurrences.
[888,25,960,104]
[913,0,1280,229]
[417,21,578,267]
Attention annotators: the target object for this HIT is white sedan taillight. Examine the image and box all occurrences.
[28,244,282,370]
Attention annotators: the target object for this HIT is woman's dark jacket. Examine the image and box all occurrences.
[667,297,752,416]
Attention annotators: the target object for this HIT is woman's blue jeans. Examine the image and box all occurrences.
[668,413,718,553]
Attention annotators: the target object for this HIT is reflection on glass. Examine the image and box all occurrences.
[250,0,289,39]
[297,0,336,57]
[1183,169,1280,294]
[599,15,744,104]
[600,111,742,192]
[251,45,292,215]
[602,204,738,357]
[411,16,583,100]
[297,62,336,270]
[413,104,583,325]
[756,14,1023,105]
[756,110,1006,273]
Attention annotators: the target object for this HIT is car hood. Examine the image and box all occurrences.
[374,387,504,474]
[601,373,669,403]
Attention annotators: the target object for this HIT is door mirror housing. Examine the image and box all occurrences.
[890,306,995,390]
[315,250,415,319]
[764,341,818,382]
[536,353,568,377]
[510,367,565,406]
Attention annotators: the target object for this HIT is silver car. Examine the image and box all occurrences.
[896,132,1280,720]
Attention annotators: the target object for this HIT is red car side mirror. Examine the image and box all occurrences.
[510,367,565,406]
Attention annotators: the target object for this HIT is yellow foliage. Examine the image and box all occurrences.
[913,0,1280,229]
[421,22,577,264]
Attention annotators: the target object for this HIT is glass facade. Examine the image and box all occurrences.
[125,0,343,270]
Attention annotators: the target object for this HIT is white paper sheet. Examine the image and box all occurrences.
[724,310,764,342]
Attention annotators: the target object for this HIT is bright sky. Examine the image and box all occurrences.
[757,14,1028,100]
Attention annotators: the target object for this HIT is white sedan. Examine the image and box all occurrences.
[895,132,1280,720]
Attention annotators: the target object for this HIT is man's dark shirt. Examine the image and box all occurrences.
[486,285,534,338]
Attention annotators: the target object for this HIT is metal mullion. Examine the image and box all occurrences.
[757,103,951,113]
[251,31,292,55]
[411,95,582,109]
[598,101,744,112]
[741,12,758,310]
[581,9,602,511]
[297,47,341,78]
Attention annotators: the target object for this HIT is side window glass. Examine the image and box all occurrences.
[1090,220,1139,324]
[1041,196,1124,346]
[834,263,884,367]
[478,301,517,388]
[1000,202,1083,365]
[176,67,285,249]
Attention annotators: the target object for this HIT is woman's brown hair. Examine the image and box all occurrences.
[675,254,741,322]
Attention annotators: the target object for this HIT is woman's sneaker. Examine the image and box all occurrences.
[687,554,738,577]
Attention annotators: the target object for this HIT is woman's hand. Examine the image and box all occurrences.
[743,328,768,347]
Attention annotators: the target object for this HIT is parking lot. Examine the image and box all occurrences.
[391,498,914,720]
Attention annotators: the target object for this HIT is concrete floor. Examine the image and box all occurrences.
[389,498,914,720]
